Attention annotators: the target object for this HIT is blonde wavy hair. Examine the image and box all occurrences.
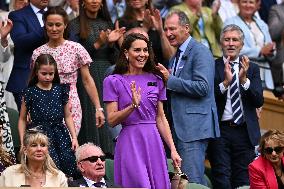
[19,130,59,176]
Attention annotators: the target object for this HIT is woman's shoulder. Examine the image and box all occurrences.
[104,74,122,82]
[2,164,22,175]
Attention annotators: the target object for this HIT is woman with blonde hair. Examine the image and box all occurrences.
[0,129,67,187]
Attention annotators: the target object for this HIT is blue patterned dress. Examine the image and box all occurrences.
[23,84,77,177]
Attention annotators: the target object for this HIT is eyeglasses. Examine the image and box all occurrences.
[80,155,106,163]
[264,146,284,154]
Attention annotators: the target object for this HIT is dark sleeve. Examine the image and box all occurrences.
[241,63,264,108]
[8,11,45,50]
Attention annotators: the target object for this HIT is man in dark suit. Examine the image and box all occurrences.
[6,0,48,111]
[157,10,220,186]
[68,143,119,188]
[207,24,264,189]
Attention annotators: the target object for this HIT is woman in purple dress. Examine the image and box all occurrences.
[103,33,181,188]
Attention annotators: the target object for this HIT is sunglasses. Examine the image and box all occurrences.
[80,155,106,163]
[264,146,284,154]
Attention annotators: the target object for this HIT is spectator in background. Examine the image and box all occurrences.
[118,0,172,66]
[9,0,28,11]
[157,11,220,186]
[258,0,278,23]
[224,0,276,90]
[208,24,263,189]
[68,0,124,155]
[0,17,16,170]
[152,0,182,18]
[107,0,126,23]
[0,0,28,111]
[268,1,284,88]
[6,0,49,111]
[0,130,68,187]
[49,0,79,20]
[68,143,120,188]
[218,0,239,22]
[249,129,284,189]
[63,0,79,20]
[170,0,223,58]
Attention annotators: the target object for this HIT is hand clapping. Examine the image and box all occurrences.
[130,81,141,107]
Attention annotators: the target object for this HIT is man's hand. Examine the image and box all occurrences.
[223,56,233,88]
[239,55,249,84]
[156,63,170,81]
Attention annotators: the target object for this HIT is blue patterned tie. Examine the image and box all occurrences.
[230,62,243,125]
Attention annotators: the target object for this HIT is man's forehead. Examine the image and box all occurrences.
[82,146,104,157]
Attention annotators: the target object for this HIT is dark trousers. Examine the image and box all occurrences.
[207,122,256,189]
[12,92,22,112]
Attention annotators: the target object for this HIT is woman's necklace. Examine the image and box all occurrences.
[26,172,46,187]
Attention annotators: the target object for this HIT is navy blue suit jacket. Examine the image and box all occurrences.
[68,177,120,188]
[214,58,264,146]
[6,4,46,93]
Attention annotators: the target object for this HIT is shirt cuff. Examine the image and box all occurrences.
[241,78,250,90]
[219,82,228,94]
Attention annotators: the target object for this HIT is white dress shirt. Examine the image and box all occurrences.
[219,56,250,121]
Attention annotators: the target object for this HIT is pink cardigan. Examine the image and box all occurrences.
[249,156,284,189]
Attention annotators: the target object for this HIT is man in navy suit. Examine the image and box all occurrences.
[207,24,264,189]
[68,143,119,188]
[157,11,220,186]
[6,0,48,111]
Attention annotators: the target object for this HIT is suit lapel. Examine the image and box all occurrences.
[216,58,225,83]
[176,38,195,77]
[25,5,42,32]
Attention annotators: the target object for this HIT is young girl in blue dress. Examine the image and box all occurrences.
[18,54,78,178]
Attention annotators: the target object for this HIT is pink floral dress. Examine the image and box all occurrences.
[32,40,93,135]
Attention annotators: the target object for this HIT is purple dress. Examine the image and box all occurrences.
[103,73,170,189]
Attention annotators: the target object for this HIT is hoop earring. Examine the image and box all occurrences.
[24,154,27,164]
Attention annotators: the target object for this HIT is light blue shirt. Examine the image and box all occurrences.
[171,36,192,75]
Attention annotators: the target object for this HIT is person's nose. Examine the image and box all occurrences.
[272,150,277,156]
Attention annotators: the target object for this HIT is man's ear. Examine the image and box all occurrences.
[185,24,191,34]
[77,162,85,173]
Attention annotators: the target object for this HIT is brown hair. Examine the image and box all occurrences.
[78,0,112,39]
[28,54,60,87]
[113,33,165,85]
[122,0,153,22]
[43,6,69,39]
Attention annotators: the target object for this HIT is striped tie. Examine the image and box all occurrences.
[230,62,243,125]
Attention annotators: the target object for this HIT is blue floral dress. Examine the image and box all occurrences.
[23,84,77,177]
